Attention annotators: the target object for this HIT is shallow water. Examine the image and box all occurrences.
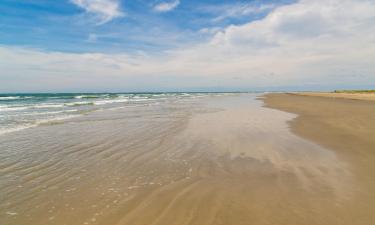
[0,93,212,135]
[0,94,354,225]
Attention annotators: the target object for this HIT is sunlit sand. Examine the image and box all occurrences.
[2,93,373,225]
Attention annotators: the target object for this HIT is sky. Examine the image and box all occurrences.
[0,0,374,92]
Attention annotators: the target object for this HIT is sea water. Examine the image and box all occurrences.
[0,93,221,135]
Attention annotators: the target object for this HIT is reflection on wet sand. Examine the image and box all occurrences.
[0,94,357,225]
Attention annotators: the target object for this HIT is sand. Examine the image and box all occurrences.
[264,93,375,225]
[292,92,375,101]
[0,93,374,225]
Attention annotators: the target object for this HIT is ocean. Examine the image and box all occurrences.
[0,93,218,136]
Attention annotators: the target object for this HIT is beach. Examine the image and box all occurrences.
[0,93,374,225]
[264,93,375,224]
[290,92,375,101]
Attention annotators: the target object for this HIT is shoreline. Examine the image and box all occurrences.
[289,91,375,101]
[263,93,375,224]
[263,93,375,159]
[1,93,375,224]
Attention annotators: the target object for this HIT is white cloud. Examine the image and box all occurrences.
[153,0,180,13]
[202,3,277,22]
[1,0,375,91]
[71,0,123,24]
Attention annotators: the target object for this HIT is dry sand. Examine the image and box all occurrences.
[1,93,374,225]
[292,92,375,101]
[264,93,375,225]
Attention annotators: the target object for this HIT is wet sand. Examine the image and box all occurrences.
[264,93,375,225]
[0,94,369,225]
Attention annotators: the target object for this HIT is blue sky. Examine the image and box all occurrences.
[0,0,293,53]
[0,0,374,92]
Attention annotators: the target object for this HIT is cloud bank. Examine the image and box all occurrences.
[1,0,375,92]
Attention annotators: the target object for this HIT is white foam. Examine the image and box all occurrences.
[21,109,78,116]
[0,96,20,100]
[0,124,36,135]
[33,104,65,108]
[0,114,80,136]
[94,98,129,105]
[65,101,93,106]
[74,95,102,99]
[129,98,155,102]
[0,96,33,100]
[0,106,29,112]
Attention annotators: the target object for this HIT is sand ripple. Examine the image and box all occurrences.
[0,94,356,225]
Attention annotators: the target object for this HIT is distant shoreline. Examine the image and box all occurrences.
[333,89,375,93]
[286,91,375,101]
